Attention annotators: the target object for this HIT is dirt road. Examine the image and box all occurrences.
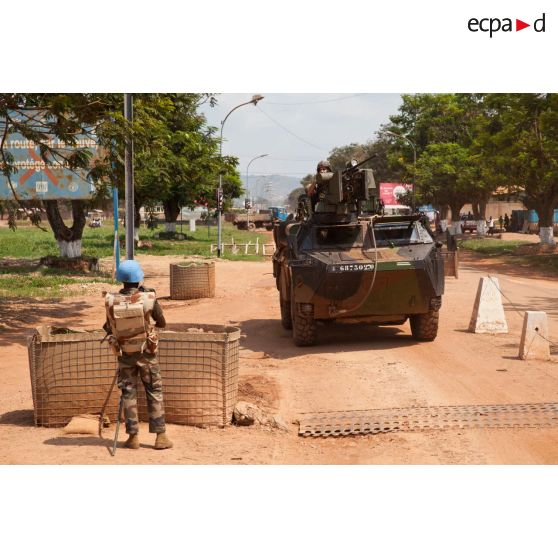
[1,251,558,464]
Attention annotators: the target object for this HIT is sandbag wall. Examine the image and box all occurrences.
[28,324,240,428]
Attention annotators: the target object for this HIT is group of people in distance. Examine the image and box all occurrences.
[488,214,510,235]
[463,212,510,235]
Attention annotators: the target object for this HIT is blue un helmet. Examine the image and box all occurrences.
[116,260,144,283]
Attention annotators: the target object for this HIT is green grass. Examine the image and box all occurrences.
[459,239,531,256]
[0,221,269,298]
[459,237,558,276]
[0,221,268,260]
[0,269,116,298]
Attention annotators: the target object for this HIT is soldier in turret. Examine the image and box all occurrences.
[305,160,332,211]
[103,260,173,450]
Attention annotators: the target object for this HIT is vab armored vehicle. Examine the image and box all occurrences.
[272,159,444,346]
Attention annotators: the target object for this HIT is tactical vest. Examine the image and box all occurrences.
[105,290,158,354]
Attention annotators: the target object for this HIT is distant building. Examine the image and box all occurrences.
[459,186,526,220]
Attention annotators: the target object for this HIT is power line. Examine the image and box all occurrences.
[264,94,367,106]
[244,171,310,176]
[265,157,320,162]
[237,155,320,162]
[257,106,325,152]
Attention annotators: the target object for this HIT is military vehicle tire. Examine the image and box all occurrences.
[410,309,439,341]
[280,294,292,330]
[291,297,316,346]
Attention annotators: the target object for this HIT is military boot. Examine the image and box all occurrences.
[154,432,173,450]
[124,433,140,449]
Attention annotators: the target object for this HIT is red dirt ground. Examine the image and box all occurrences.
[2,246,558,464]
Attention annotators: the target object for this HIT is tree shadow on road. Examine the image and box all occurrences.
[500,297,558,321]
[0,297,92,348]
[459,250,558,282]
[237,318,420,359]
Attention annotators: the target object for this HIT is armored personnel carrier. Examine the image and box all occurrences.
[272,159,444,346]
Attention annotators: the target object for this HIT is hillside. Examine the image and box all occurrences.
[241,174,303,203]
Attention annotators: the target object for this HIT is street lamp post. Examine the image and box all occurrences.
[218,94,264,257]
[246,153,268,230]
[124,93,135,260]
[385,131,417,211]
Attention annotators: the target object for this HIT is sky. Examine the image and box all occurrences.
[202,93,403,181]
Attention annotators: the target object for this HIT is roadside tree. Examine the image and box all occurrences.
[479,94,558,245]
[328,138,396,183]
[415,143,478,234]
[383,93,495,232]
[0,93,109,256]
[94,94,243,235]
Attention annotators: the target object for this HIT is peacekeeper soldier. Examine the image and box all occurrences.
[305,160,332,211]
[103,260,173,450]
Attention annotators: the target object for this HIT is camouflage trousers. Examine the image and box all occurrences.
[117,351,166,434]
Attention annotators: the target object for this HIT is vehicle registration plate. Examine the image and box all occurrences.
[327,263,375,273]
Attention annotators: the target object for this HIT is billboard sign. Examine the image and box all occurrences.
[379,183,413,205]
[0,114,99,200]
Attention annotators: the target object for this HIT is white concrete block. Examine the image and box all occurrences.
[449,221,462,235]
[468,276,508,333]
[189,219,196,232]
[539,226,555,246]
[476,220,487,235]
[519,311,550,360]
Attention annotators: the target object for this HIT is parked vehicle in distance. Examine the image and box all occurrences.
[233,206,289,231]
[88,217,102,228]
[460,214,476,233]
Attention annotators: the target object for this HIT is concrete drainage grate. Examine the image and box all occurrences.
[297,402,558,438]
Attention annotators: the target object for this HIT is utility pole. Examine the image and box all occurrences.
[124,94,134,260]
[246,153,268,231]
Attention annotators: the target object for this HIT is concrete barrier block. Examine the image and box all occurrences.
[468,276,508,333]
[519,311,550,360]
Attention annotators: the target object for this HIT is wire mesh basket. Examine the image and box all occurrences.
[27,327,119,428]
[137,323,239,427]
[170,261,215,300]
[28,323,240,428]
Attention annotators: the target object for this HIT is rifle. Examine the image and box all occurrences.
[98,368,118,438]
[111,394,124,457]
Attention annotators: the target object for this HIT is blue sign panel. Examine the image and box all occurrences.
[0,116,99,200]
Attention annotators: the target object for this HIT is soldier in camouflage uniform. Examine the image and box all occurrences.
[305,160,332,212]
[104,260,173,450]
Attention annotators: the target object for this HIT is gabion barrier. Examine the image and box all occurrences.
[28,323,240,428]
[170,261,215,300]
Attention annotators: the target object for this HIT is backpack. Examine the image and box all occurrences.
[105,291,157,354]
